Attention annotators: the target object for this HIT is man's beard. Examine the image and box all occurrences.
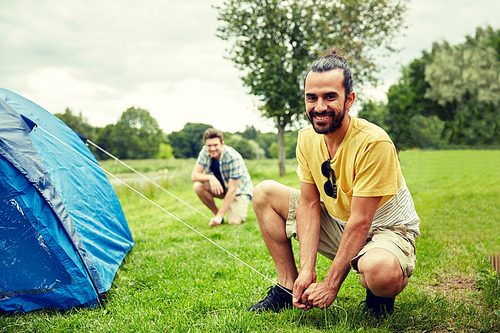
[307,103,347,135]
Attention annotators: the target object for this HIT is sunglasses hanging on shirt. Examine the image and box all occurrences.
[321,159,337,199]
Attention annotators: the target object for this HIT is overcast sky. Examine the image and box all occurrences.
[1,0,499,134]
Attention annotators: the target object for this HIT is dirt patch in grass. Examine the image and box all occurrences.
[428,275,479,303]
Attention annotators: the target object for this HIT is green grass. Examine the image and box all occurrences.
[1,150,499,332]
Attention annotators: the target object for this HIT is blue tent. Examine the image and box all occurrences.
[0,87,134,314]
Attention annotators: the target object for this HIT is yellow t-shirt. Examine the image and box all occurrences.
[296,116,403,223]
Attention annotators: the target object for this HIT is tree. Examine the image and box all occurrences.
[409,115,446,149]
[254,131,277,158]
[248,140,267,159]
[157,143,174,159]
[239,125,258,140]
[425,42,500,108]
[157,133,174,159]
[357,100,389,130]
[96,107,163,159]
[424,27,500,144]
[484,26,500,60]
[54,107,96,141]
[168,123,212,158]
[227,134,255,159]
[167,130,192,158]
[381,56,447,150]
[384,68,421,149]
[216,0,409,175]
[444,99,500,145]
[95,123,119,160]
[284,131,298,159]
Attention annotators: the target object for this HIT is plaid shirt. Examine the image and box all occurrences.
[196,145,253,202]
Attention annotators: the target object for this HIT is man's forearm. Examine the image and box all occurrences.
[215,178,240,219]
[296,200,321,272]
[191,171,213,183]
[215,187,236,219]
[323,196,380,292]
[323,217,371,292]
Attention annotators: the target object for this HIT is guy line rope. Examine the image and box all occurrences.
[37,125,347,323]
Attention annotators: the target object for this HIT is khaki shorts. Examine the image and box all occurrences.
[226,195,250,223]
[207,183,250,223]
[285,188,416,279]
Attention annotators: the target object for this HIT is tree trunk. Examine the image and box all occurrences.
[277,122,286,176]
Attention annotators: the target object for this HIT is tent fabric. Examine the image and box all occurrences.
[0,88,134,314]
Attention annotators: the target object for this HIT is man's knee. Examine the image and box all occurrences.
[253,180,279,206]
[253,180,292,226]
[358,249,405,296]
[193,181,207,194]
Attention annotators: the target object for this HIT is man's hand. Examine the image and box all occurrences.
[209,175,224,195]
[208,215,223,227]
[292,270,317,310]
[298,281,337,310]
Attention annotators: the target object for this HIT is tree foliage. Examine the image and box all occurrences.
[95,107,163,159]
[168,123,213,158]
[157,143,174,159]
[424,27,500,145]
[384,67,423,149]
[362,25,500,149]
[225,134,256,159]
[55,107,287,161]
[409,115,446,149]
[425,29,500,108]
[357,99,388,129]
[238,125,258,140]
[254,131,277,158]
[215,0,409,174]
[54,107,96,141]
[380,55,449,149]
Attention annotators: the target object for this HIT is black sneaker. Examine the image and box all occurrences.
[247,284,293,313]
[363,289,395,319]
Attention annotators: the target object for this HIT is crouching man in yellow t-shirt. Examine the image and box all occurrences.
[247,48,420,319]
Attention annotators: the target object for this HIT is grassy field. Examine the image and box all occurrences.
[1,150,499,332]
